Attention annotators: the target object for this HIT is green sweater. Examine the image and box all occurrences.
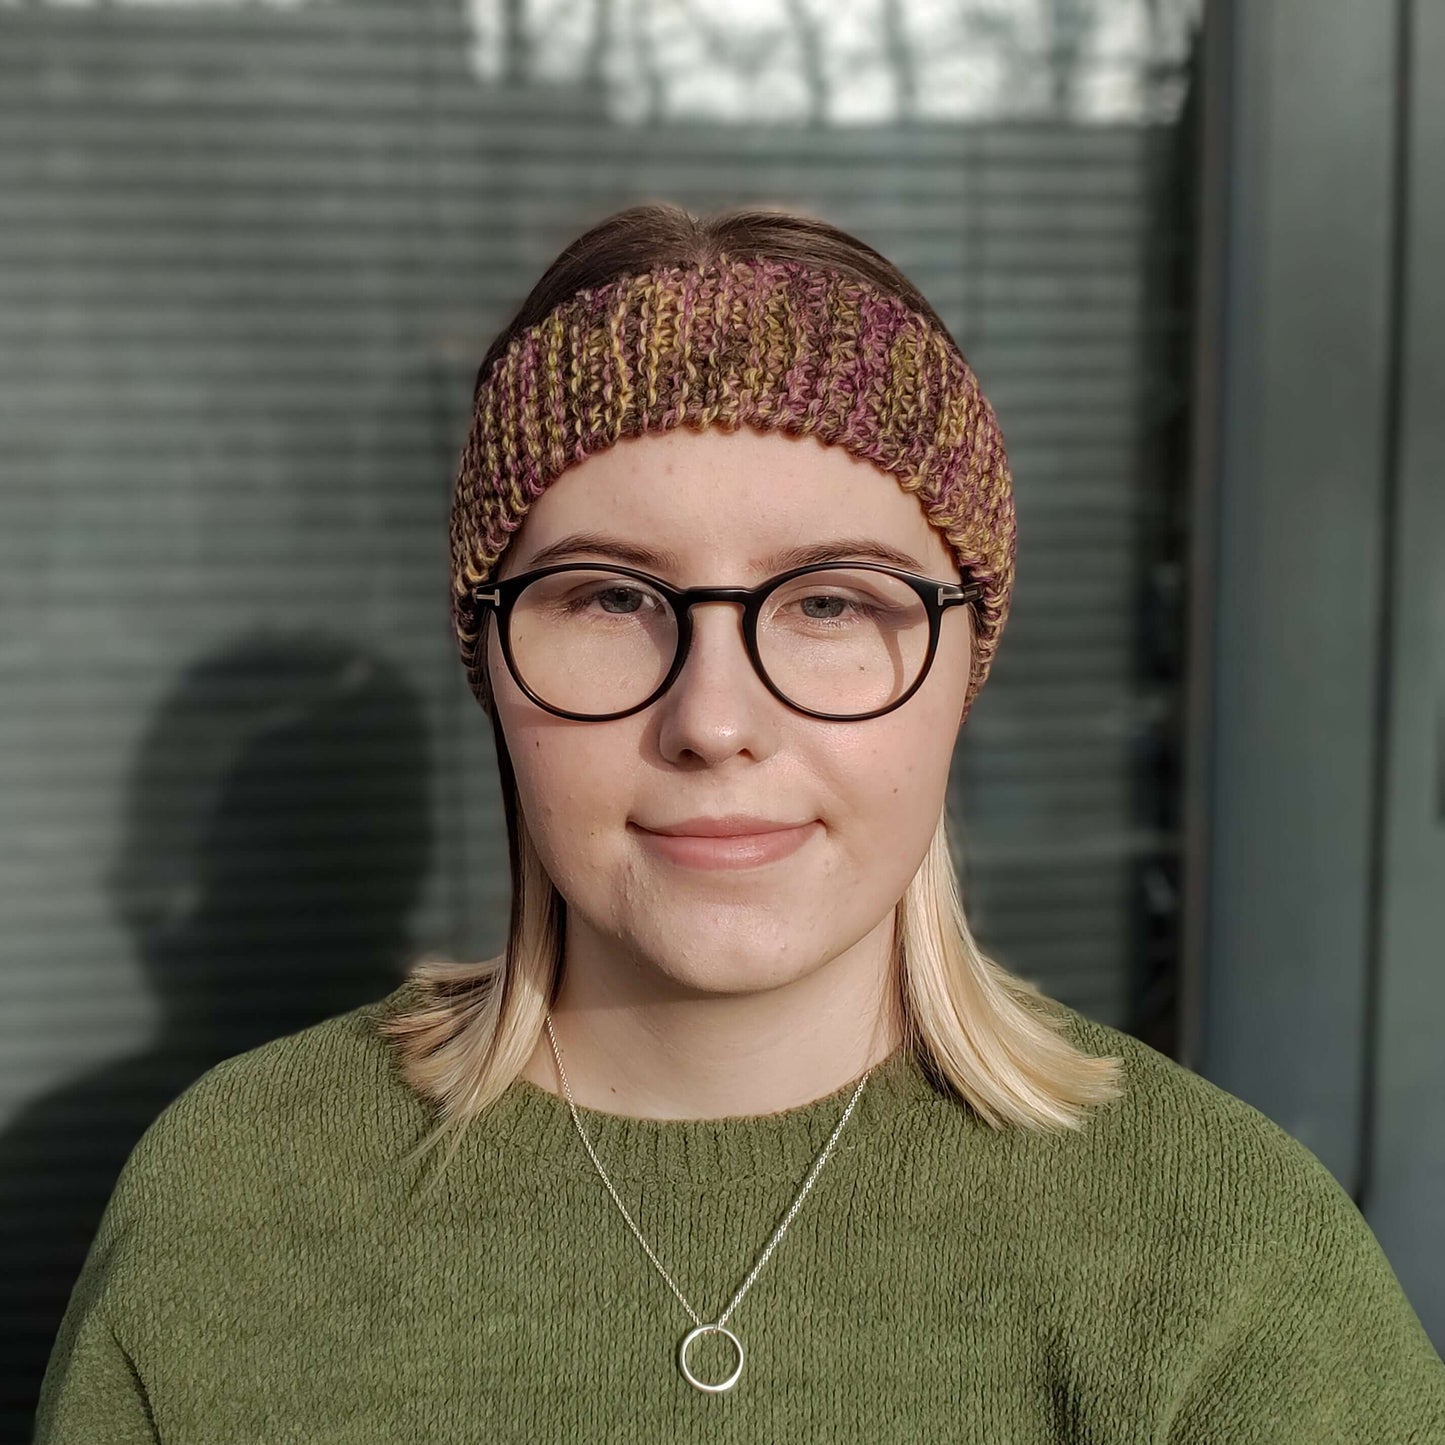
[34,980,1445,1443]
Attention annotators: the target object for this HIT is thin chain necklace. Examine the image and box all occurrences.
[543,1012,875,1394]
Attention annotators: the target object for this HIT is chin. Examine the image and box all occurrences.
[637,931,824,993]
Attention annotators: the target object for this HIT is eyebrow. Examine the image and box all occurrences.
[519,531,931,576]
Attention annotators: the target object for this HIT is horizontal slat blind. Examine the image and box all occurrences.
[0,1,1199,1430]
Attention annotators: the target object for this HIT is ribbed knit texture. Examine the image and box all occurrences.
[448,254,1018,726]
[35,981,1445,1443]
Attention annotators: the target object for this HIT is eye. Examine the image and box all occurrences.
[765,569,918,633]
[540,576,669,622]
[570,584,645,615]
[792,593,879,623]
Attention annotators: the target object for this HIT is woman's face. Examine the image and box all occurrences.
[486,424,972,1001]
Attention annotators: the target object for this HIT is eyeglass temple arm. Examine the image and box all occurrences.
[939,581,985,605]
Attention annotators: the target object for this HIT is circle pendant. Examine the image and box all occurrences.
[678,1322,744,1393]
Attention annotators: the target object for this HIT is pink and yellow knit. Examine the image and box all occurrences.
[449,252,1017,725]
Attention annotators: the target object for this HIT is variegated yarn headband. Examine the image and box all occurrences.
[448,252,1017,725]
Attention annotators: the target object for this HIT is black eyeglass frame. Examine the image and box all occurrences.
[470,560,984,724]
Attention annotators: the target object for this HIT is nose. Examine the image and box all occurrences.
[655,599,776,760]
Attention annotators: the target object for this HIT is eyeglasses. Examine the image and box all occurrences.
[470,560,982,723]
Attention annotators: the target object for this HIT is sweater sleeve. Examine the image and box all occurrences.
[31,1300,159,1444]
[1163,1138,1445,1444]
[31,1145,161,1443]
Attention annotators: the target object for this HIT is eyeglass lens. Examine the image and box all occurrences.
[505,567,932,718]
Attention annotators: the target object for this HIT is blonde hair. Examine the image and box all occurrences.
[381,201,1127,1199]
[379,701,1126,1203]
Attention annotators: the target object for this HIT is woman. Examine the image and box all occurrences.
[35,203,1445,1441]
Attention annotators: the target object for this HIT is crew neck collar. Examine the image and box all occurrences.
[369,982,951,1185]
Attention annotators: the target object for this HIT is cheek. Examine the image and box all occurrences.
[501,718,635,879]
[509,732,616,824]
[821,708,955,865]
[829,630,964,871]
[487,631,618,830]
[845,615,967,805]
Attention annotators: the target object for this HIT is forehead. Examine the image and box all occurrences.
[501,426,956,581]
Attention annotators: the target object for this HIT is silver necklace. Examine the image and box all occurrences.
[543,1012,875,1394]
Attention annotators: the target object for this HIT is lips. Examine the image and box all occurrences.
[639,815,813,838]
[631,818,820,871]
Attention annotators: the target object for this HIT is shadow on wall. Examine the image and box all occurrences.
[0,633,432,1439]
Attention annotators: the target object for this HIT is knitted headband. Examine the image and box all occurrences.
[449,252,1016,725]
